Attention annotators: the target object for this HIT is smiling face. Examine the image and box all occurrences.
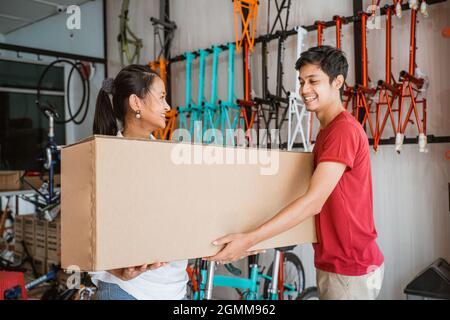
[128,76,170,131]
[142,77,170,130]
[299,63,343,113]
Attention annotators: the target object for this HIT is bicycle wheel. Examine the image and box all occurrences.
[297,286,319,300]
[263,252,306,300]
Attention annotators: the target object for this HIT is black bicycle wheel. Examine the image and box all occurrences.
[262,251,306,300]
[297,286,319,300]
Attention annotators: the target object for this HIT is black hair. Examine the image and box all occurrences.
[93,64,159,135]
[295,45,348,97]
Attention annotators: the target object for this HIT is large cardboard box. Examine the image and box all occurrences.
[0,171,23,191]
[61,136,316,271]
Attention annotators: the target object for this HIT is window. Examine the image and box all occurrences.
[0,59,66,171]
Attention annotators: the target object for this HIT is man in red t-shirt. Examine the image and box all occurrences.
[207,45,384,299]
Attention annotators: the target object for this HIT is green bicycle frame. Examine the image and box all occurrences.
[190,49,209,143]
[217,43,240,146]
[119,0,143,66]
[203,46,222,144]
[178,52,195,139]
[194,262,297,300]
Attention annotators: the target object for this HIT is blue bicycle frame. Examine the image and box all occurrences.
[178,52,195,140]
[44,115,60,205]
[193,259,297,300]
[203,46,222,144]
[216,43,240,146]
[191,49,209,143]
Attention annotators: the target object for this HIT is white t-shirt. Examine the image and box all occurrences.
[89,131,188,300]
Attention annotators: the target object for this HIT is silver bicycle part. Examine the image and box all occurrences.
[205,261,216,300]
[268,250,281,297]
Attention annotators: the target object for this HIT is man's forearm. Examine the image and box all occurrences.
[249,194,321,246]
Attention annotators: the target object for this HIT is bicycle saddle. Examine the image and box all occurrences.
[276,245,297,252]
[37,101,60,119]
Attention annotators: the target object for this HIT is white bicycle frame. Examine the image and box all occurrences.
[287,26,312,152]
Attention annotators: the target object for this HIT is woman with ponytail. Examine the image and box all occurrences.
[91,64,188,300]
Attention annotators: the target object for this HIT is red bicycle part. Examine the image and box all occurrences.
[396,8,427,148]
[277,251,285,299]
[344,12,377,140]
[315,21,327,47]
[237,39,257,142]
[333,16,345,49]
[373,5,400,151]
[186,265,199,294]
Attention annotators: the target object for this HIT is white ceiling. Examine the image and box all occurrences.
[0,0,92,35]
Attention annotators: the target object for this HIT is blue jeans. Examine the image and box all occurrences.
[95,281,137,300]
[95,280,189,300]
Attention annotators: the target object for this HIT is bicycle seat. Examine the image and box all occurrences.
[276,245,296,252]
[37,101,60,119]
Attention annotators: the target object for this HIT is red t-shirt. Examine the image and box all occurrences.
[312,111,384,276]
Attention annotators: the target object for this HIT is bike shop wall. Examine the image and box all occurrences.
[2,0,106,145]
[104,0,450,300]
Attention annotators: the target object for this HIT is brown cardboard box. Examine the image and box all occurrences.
[14,216,24,255]
[47,237,60,261]
[23,216,36,256]
[0,171,23,190]
[35,219,47,258]
[46,218,61,261]
[61,136,316,271]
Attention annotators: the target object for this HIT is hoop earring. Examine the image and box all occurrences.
[135,110,141,119]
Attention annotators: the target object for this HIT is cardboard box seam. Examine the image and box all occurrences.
[90,139,96,271]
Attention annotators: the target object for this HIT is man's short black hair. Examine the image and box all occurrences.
[295,45,348,96]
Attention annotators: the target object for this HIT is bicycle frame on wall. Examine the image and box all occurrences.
[254,0,294,149]
[166,0,445,152]
[190,49,209,143]
[202,46,222,144]
[150,58,178,141]
[287,26,311,152]
[218,43,241,145]
[395,6,428,153]
[373,5,401,152]
[177,52,195,141]
[118,0,143,66]
[149,9,177,141]
[236,41,258,146]
[346,12,378,141]
[234,0,259,53]
[333,15,354,110]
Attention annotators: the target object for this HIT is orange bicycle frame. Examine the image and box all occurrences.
[234,0,259,53]
[373,5,400,151]
[396,7,427,152]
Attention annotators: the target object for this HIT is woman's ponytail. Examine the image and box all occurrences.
[93,88,117,135]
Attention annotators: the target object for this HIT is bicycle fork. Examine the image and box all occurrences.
[204,261,216,300]
[268,250,281,300]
